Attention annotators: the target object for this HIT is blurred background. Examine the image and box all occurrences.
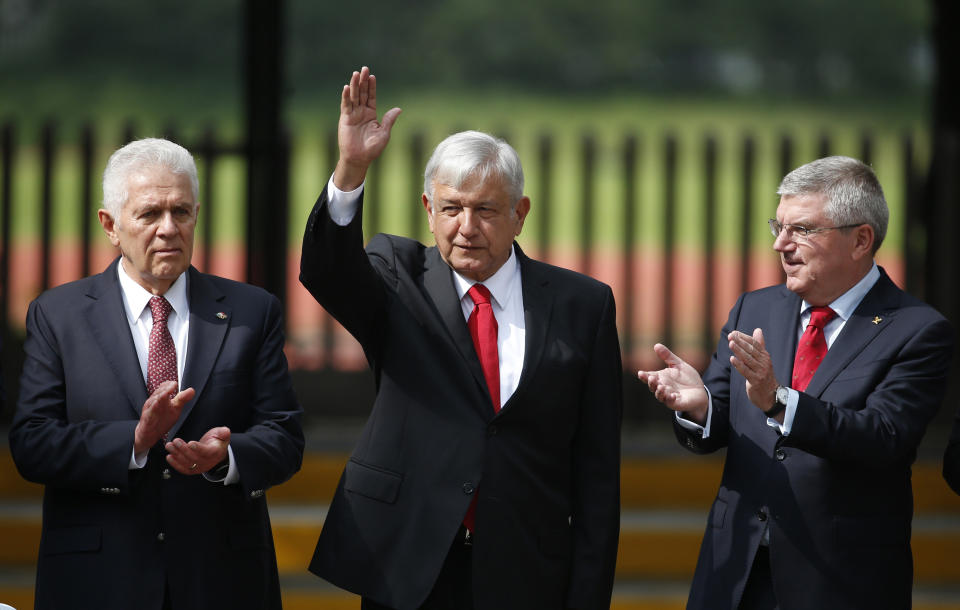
[1,0,958,608]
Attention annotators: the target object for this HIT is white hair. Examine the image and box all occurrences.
[102,138,199,224]
[423,130,524,207]
[777,155,888,253]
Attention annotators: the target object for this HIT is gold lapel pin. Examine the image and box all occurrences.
[872,316,882,325]
[216,312,227,320]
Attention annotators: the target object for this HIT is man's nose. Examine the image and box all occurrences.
[459,209,479,234]
[157,212,178,235]
[772,229,794,252]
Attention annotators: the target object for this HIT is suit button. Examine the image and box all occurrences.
[162,469,171,480]
[462,483,475,495]
[157,532,165,542]
[775,449,786,461]
[757,510,767,522]
[487,425,498,436]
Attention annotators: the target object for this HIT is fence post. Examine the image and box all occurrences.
[409,132,425,242]
[1,122,13,335]
[740,133,755,294]
[537,133,553,262]
[663,133,677,350]
[80,123,95,279]
[580,133,596,276]
[622,133,638,363]
[703,134,717,356]
[40,120,56,293]
[199,124,216,273]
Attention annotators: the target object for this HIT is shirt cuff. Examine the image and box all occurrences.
[327,174,364,226]
[130,445,148,469]
[766,387,799,435]
[674,386,713,440]
[203,445,239,486]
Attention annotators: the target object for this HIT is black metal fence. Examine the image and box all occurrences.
[0,119,927,422]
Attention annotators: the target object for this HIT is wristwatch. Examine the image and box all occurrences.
[764,385,789,418]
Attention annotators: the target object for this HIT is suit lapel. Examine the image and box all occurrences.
[500,245,552,413]
[804,271,901,396]
[768,287,802,387]
[167,267,230,439]
[85,258,150,416]
[421,248,492,410]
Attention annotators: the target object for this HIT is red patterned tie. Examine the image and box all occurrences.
[146,296,178,395]
[464,284,500,532]
[791,306,836,392]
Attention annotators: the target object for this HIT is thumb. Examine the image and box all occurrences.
[381,107,402,132]
[210,426,231,443]
[753,327,765,349]
[653,343,684,368]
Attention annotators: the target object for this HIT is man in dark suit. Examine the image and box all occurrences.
[9,138,304,610]
[638,155,953,610]
[300,67,623,610]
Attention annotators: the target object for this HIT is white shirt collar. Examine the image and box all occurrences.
[801,262,880,322]
[116,260,189,324]
[451,245,519,309]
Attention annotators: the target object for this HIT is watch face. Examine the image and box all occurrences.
[776,386,789,404]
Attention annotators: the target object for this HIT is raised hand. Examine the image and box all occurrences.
[637,343,709,423]
[334,66,402,191]
[727,328,780,416]
[134,380,196,455]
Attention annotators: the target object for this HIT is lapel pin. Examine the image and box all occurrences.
[872,316,882,325]
[216,312,227,320]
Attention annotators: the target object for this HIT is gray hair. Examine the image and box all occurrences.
[777,155,888,253]
[102,138,199,223]
[423,131,525,207]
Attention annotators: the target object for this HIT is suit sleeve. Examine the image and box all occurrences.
[943,411,960,495]
[9,299,139,492]
[783,315,953,467]
[229,293,305,496]
[299,187,389,358]
[566,285,623,610]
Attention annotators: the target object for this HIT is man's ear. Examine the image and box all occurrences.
[98,209,121,247]
[851,224,875,260]
[422,193,435,235]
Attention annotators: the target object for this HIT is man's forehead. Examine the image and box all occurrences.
[777,192,827,219]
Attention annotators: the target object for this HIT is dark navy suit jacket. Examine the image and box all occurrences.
[678,269,953,610]
[9,259,304,610]
[300,189,623,610]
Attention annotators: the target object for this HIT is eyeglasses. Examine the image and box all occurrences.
[768,219,862,240]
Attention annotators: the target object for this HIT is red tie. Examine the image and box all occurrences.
[791,306,836,392]
[464,284,500,533]
[147,296,178,395]
[467,284,500,411]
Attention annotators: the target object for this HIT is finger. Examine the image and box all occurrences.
[348,70,360,106]
[165,453,199,475]
[753,327,765,349]
[340,84,350,114]
[381,107,403,133]
[368,73,377,109]
[358,66,370,107]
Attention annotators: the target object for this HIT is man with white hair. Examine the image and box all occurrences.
[10,138,304,610]
[639,156,954,610]
[300,67,623,610]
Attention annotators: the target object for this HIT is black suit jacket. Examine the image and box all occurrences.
[299,190,623,610]
[9,260,304,610]
[677,269,953,610]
